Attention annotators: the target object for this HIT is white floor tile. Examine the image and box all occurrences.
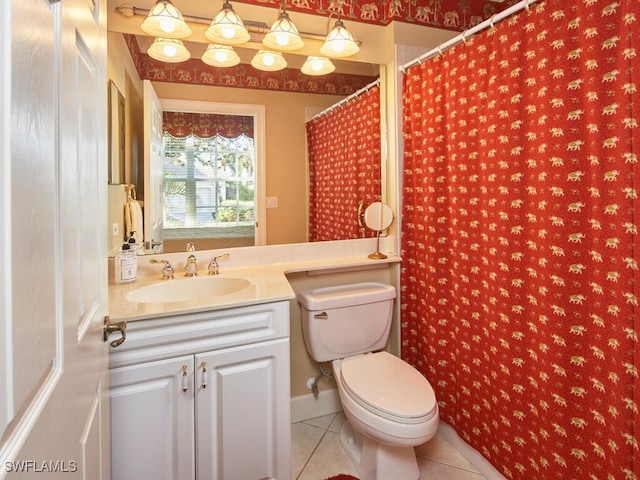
[296,431,360,480]
[328,412,347,434]
[415,432,481,473]
[301,413,337,430]
[292,415,487,480]
[418,456,486,480]
[291,422,326,479]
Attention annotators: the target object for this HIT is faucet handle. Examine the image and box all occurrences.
[149,259,175,280]
[208,253,230,275]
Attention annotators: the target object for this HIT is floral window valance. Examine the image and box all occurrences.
[163,112,254,139]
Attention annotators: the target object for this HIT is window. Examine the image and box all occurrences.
[162,112,256,241]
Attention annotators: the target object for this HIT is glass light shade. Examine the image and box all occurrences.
[250,50,287,71]
[301,56,335,76]
[205,0,251,45]
[202,44,241,67]
[147,37,191,63]
[320,19,359,58]
[262,10,304,51]
[141,0,192,39]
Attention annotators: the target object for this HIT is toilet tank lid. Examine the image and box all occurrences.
[297,282,396,311]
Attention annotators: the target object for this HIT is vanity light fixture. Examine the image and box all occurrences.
[250,50,287,71]
[205,0,251,45]
[262,5,304,51]
[147,37,191,63]
[201,44,241,67]
[301,56,335,76]
[320,18,359,58]
[116,2,363,68]
[140,0,192,38]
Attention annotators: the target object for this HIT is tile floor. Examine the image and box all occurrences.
[292,412,487,480]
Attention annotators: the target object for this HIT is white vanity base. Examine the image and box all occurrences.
[109,302,290,480]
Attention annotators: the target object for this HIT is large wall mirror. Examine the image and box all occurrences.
[106,0,387,254]
[108,80,126,184]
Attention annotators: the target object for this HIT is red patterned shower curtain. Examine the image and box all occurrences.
[306,85,382,241]
[401,0,638,477]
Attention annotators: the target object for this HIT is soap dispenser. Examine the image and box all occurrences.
[115,240,138,284]
[128,231,142,255]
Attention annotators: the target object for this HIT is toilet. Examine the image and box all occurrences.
[297,282,439,480]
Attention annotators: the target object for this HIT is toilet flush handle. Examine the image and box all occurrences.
[314,312,328,320]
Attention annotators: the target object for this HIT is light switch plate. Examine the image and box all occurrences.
[266,196,279,208]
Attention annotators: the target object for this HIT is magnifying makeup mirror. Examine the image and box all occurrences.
[364,202,394,260]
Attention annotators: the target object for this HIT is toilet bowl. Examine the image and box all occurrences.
[297,283,440,480]
[333,352,439,480]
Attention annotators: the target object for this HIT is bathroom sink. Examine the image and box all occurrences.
[126,276,251,303]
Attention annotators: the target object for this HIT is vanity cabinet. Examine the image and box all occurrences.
[109,301,291,480]
[110,355,195,480]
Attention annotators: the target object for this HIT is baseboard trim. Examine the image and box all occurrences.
[438,423,506,480]
[290,389,342,423]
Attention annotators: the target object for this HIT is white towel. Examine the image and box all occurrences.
[125,199,144,244]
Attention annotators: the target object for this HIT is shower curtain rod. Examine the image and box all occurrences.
[400,0,541,72]
[308,78,381,123]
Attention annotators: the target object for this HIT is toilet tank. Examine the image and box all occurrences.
[297,282,397,362]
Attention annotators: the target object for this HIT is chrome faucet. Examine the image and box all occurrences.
[184,242,198,277]
[208,253,230,275]
[149,259,175,280]
[185,254,198,277]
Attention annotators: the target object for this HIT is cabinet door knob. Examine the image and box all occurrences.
[182,365,188,392]
[201,362,208,389]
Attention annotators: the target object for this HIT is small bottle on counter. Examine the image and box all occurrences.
[127,231,143,255]
[115,241,138,284]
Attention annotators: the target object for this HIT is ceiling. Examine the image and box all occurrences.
[106,0,515,75]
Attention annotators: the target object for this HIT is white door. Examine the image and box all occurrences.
[110,356,195,480]
[196,339,291,480]
[0,0,109,477]
[143,80,165,253]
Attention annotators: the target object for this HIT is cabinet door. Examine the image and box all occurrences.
[196,339,291,480]
[110,356,195,480]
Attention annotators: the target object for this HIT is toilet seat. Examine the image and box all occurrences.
[340,351,437,425]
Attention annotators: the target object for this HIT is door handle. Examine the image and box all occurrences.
[103,316,127,348]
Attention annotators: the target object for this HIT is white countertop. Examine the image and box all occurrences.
[108,238,401,322]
